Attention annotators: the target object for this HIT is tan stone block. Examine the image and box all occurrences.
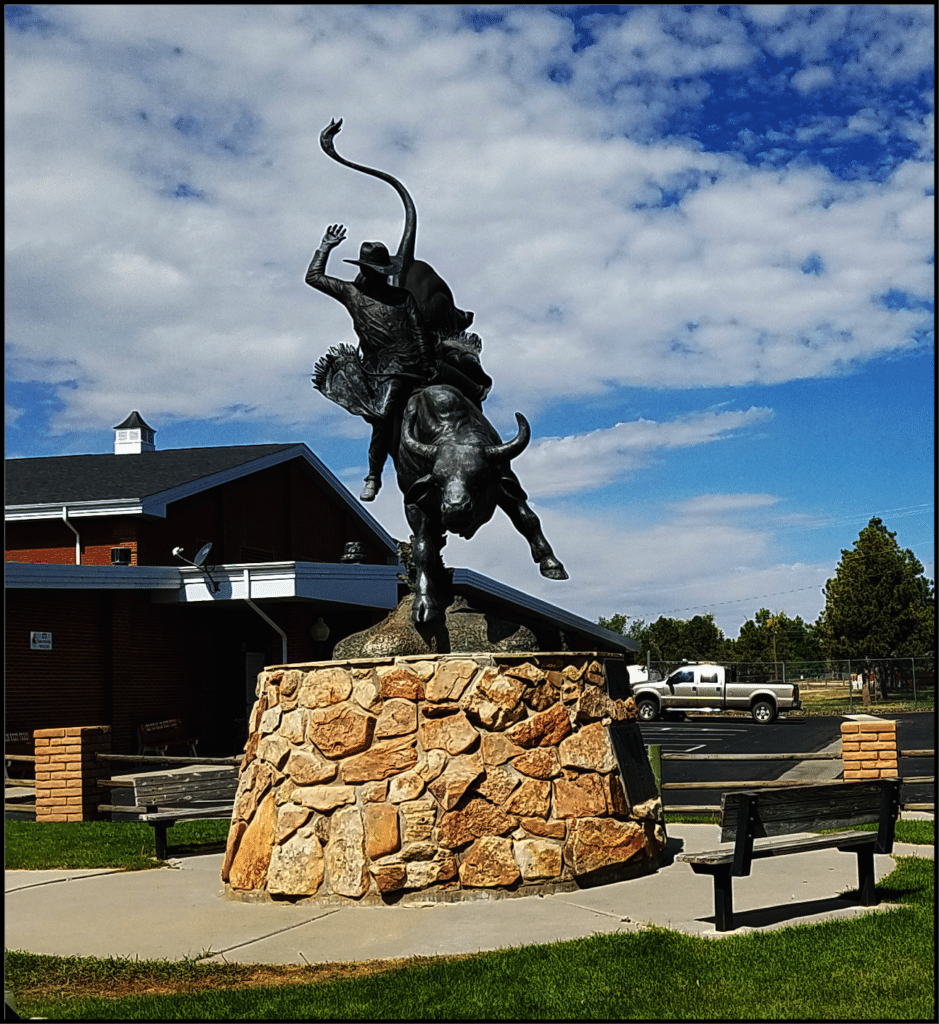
[877,762,898,772]
[553,773,606,819]
[388,771,426,803]
[847,769,880,779]
[284,748,336,786]
[842,749,866,762]
[841,741,861,752]
[292,784,356,813]
[514,838,563,881]
[509,703,572,749]
[426,659,479,703]
[418,709,478,755]
[325,806,368,898]
[460,669,527,731]
[459,836,521,888]
[267,826,324,897]
[352,676,382,713]
[858,721,896,732]
[361,781,389,803]
[227,791,278,892]
[256,733,291,769]
[559,722,617,773]
[840,723,860,734]
[474,765,519,805]
[341,735,418,784]
[415,748,447,784]
[867,741,898,752]
[308,703,376,760]
[400,799,437,843]
[504,779,551,818]
[512,747,561,780]
[436,798,516,849]
[274,804,313,844]
[375,698,418,738]
[34,729,67,739]
[564,817,647,877]
[372,862,408,893]
[502,661,546,684]
[520,817,566,839]
[298,667,353,709]
[377,665,424,701]
[366,803,400,859]
[603,773,630,817]
[428,753,484,811]
[480,732,525,766]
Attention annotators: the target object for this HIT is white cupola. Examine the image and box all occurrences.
[113,411,156,454]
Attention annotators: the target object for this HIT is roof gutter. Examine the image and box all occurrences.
[61,507,81,565]
[243,568,287,663]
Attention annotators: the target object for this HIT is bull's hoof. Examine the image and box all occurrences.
[540,558,568,581]
[360,476,380,502]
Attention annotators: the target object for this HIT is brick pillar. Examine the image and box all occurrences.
[34,726,111,822]
[841,720,898,780]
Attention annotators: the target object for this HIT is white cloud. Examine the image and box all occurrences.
[520,408,774,497]
[790,65,834,93]
[4,5,932,439]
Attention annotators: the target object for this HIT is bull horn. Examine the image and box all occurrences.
[485,413,530,461]
[401,417,436,460]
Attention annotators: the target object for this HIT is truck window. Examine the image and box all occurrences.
[700,673,717,683]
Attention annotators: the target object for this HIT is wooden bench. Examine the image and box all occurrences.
[99,769,239,859]
[675,778,901,931]
[137,718,200,757]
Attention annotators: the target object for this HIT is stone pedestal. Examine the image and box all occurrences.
[222,652,666,904]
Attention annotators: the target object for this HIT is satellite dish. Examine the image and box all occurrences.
[193,542,213,567]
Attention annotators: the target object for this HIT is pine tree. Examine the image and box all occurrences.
[817,517,935,697]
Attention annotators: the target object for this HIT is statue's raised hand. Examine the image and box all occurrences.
[321,223,346,249]
[320,118,343,156]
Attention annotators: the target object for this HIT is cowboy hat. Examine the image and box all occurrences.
[343,241,402,275]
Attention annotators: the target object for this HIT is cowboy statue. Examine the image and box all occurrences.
[308,120,492,502]
[306,226,437,501]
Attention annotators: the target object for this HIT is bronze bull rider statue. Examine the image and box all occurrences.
[307,119,566,625]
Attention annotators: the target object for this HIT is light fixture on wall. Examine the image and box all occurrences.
[311,617,330,643]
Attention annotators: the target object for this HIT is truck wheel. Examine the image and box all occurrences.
[751,700,776,724]
[637,698,660,722]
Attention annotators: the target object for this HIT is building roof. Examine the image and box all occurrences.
[5,443,398,554]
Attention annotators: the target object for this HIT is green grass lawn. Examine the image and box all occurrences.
[6,856,934,1020]
[4,818,231,870]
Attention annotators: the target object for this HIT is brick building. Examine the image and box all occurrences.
[6,413,636,756]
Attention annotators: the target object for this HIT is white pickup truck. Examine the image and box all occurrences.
[630,663,801,724]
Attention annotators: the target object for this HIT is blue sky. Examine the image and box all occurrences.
[5,5,934,636]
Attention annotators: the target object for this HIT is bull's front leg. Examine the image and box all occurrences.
[497,492,569,580]
[405,502,450,624]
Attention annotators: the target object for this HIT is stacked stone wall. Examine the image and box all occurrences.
[222,653,666,903]
[841,720,899,779]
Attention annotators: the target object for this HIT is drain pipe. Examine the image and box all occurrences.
[62,507,81,564]
[243,569,287,664]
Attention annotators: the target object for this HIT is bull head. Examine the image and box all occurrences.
[401,412,531,462]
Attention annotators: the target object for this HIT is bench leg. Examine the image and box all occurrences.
[153,823,169,860]
[713,868,734,931]
[855,844,876,906]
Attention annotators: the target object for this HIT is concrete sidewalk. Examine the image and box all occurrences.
[5,824,932,966]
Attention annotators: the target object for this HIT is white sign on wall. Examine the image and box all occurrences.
[30,632,52,650]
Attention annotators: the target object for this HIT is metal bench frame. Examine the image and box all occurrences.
[676,778,901,931]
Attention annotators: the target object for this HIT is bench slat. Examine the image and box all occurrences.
[719,781,885,841]
[677,829,876,868]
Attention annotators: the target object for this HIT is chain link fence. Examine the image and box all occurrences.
[639,655,934,709]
